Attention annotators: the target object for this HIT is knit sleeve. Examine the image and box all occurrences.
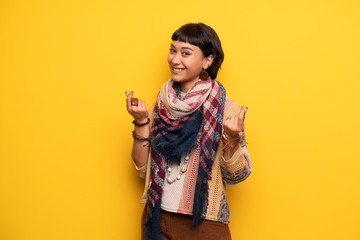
[130,101,156,179]
[220,146,252,186]
[220,98,252,186]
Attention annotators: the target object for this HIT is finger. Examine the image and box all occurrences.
[243,107,248,122]
[232,110,242,128]
[240,110,247,129]
[224,114,239,137]
[141,99,147,110]
[236,111,243,126]
[239,106,246,119]
[229,113,237,128]
[126,91,134,109]
[225,112,235,122]
[244,107,248,116]
[139,99,145,110]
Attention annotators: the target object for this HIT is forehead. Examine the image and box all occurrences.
[170,40,200,51]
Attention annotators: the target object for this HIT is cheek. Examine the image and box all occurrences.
[188,59,203,72]
[191,56,205,69]
[167,54,171,64]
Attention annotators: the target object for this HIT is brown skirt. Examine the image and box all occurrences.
[141,205,231,240]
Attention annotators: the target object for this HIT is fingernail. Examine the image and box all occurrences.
[241,106,244,109]
[125,91,128,95]
[246,107,248,109]
[131,91,133,94]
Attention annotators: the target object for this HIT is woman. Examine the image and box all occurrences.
[126,23,252,240]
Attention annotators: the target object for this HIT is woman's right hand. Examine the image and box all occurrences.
[125,91,149,123]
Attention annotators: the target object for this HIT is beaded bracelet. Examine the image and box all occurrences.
[221,135,240,149]
[132,131,150,141]
[132,118,150,126]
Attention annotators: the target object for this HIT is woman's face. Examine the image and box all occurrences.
[168,40,213,92]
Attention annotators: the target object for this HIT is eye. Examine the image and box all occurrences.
[182,52,190,56]
[169,48,176,54]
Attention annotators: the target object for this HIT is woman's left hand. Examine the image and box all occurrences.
[223,106,248,138]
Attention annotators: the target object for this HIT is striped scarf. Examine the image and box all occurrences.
[145,78,226,240]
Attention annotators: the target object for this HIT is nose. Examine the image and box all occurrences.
[169,52,181,65]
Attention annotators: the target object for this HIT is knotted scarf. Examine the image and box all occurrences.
[145,78,226,240]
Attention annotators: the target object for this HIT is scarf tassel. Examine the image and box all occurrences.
[144,201,161,240]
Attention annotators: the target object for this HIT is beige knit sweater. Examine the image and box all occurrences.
[131,97,252,223]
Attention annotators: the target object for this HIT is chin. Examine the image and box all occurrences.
[171,75,182,82]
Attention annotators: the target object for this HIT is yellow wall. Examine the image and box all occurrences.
[1,0,359,239]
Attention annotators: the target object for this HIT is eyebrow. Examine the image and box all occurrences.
[170,44,194,51]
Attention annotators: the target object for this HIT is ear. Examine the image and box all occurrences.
[203,55,214,70]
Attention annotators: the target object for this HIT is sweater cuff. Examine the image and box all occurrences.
[131,157,147,179]
[220,145,249,173]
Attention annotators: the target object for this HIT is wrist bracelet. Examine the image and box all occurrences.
[221,130,247,148]
[132,131,150,141]
[222,130,244,142]
[132,118,150,126]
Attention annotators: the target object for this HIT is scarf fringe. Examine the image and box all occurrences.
[144,201,161,240]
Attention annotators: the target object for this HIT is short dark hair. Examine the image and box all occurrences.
[171,23,224,80]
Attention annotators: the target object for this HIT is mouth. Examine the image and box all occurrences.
[171,66,186,73]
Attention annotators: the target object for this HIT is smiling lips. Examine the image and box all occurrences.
[171,66,185,73]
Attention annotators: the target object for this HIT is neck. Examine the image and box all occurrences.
[180,78,200,93]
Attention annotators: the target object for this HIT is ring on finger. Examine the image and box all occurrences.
[131,98,139,106]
